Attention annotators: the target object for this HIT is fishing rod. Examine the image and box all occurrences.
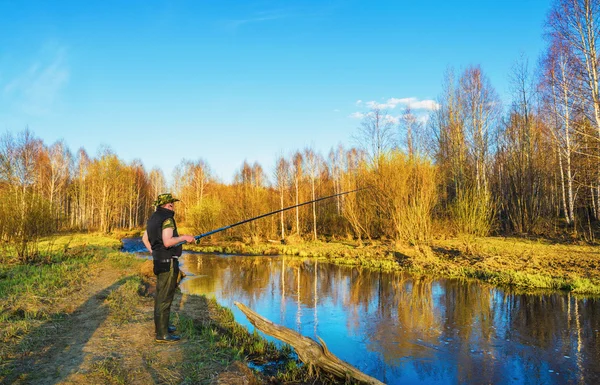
[172,188,364,247]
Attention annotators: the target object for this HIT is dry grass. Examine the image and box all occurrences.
[1,232,339,385]
[190,235,600,295]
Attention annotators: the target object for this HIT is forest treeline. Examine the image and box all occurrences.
[1,0,600,260]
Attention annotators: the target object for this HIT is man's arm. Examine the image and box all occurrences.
[162,227,195,247]
[142,230,152,252]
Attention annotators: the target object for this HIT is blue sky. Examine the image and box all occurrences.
[0,0,551,184]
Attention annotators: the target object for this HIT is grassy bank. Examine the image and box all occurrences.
[187,235,600,295]
[0,233,339,384]
[3,231,598,383]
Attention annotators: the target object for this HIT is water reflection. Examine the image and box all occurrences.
[120,239,600,384]
[180,253,600,385]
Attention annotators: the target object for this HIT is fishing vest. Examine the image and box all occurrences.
[146,206,183,262]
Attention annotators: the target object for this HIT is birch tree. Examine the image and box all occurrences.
[547,0,600,220]
[292,151,303,235]
[541,37,579,224]
[274,156,290,240]
[303,147,322,241]
[460,65,501,194]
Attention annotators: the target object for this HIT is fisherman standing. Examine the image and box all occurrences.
[142,193,195,343]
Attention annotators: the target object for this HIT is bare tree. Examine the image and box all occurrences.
[496,55,550,232]
[399,106,423,158]
[274,155,290,240]
[431,67,468,203]
[460,65,502,193]
[149,168,166,200]
[292,151,303,235]
[328,144,345,215]
[303,147,322,241]
[541,37,579,224]
[355,108,396,169]
[0,129,52,260]
[548,0,600,135]
[547,0,600,222]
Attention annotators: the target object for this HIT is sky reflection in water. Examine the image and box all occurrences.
[180,253,600,385]
[121,240,599,384]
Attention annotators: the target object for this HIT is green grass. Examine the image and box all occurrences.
[37,232,122,251]
[0,233,144,372]
[2,232,327,384]
[0,253,95,322]
[0,236,126,382]
[0,238,144,325]
[89,356,129,385]
[105,276,145,324]
[176,295,337,384]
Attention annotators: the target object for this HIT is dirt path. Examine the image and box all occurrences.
[5,267,184,385]
[3,261,263,385]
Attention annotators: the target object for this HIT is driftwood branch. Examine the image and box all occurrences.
[234,301,385,385]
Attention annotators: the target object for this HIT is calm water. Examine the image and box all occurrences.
[122,238,600,384]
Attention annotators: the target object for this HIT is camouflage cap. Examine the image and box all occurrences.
[153,193,180,206]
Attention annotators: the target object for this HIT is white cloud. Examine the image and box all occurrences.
[3,44,69,116]
[408,99,439,110]
[363,97,439,111]
[384,114,399,124]
[349,96,439,125]
[333,108,340,112]
[417,114,430,124]
[349,110,399,124]
[365,100,385,109]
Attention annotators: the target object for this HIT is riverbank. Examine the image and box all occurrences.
[0,234,337,384]
[2,233,598,383]
[187,235,600,296]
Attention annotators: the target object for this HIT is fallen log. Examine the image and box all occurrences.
[234,301,385,385]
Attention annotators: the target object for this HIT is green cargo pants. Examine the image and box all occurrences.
[154,258,179,337]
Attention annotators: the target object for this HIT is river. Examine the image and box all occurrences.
[122,238,600,384]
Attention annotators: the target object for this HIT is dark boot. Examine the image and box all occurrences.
[155,334,181,343]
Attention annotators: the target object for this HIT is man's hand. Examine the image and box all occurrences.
[142,230,152,252]
[162,228,195,247]
[181,235,195,244]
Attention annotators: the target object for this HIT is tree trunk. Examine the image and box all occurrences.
[234,302,384,385]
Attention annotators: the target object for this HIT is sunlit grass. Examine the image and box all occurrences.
[36,232,122,251]
[1,231,323,384]
[570,278,600,295]
[190,235,600,295]
[0,233,144,383]
[177,296,328,384]
[105,276,145,324]
[0,254,94,322]
[0,233,143,350]
[89,356,129,385]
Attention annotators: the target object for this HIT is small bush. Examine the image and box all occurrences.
[451,187,496,237]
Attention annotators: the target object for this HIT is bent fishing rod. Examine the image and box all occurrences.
[172,188,364,247]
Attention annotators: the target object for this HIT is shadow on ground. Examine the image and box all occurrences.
[2,277,134,385]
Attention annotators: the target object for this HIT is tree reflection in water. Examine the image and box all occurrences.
[180,253,600,385]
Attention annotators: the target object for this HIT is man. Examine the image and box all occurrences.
[142,193,195,343]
